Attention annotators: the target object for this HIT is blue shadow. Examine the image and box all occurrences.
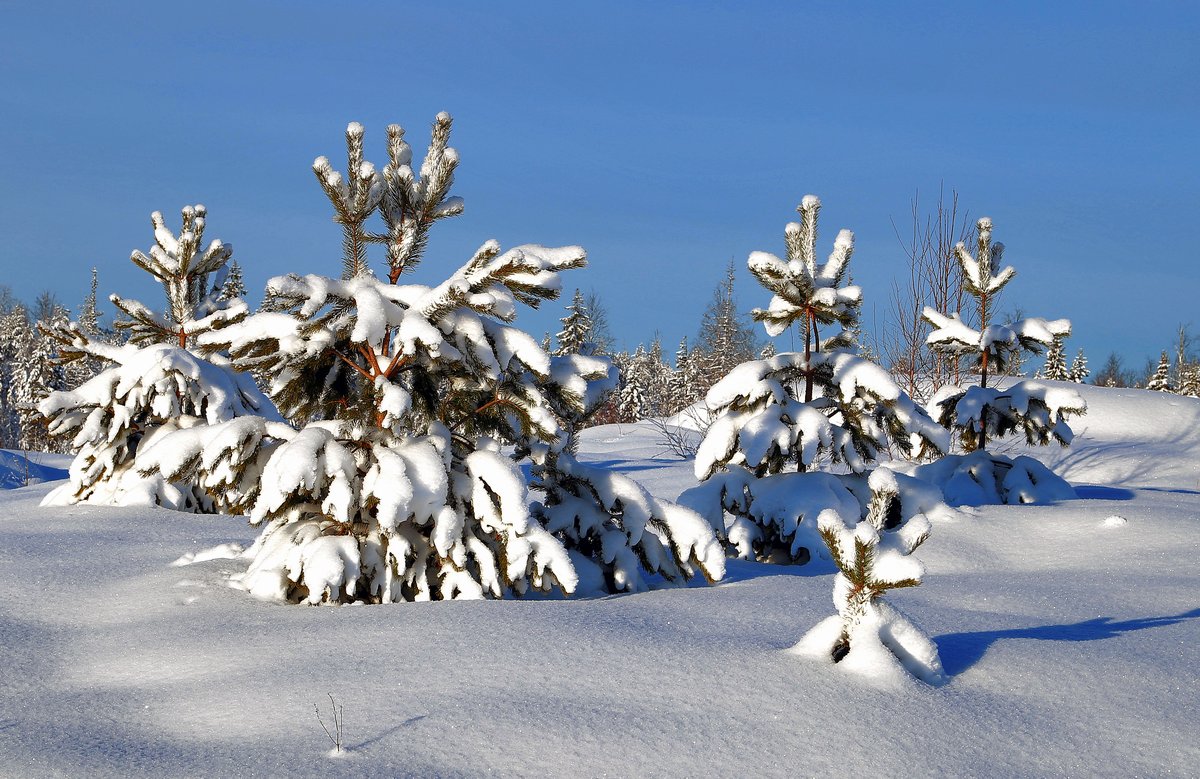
[936,608,1200,677]
[1073,485,1136,501]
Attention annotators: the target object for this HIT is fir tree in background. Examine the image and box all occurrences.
[0,306,34,449]
[1042,334,1069,381]
[616,345,649,423]
[1146,351,1173,392]
[665,336,698,414]
[218,259,247,302]
[554,288,593,356]
[20,304,70,453]
[63,268,105,390]
[1179,364,1200,398]
[918,217,1085,505]
[37,205,272,507]
[694,260,759,395]
[135,116,721,602]
[1068,348,1089,383]
[78,269,101,338]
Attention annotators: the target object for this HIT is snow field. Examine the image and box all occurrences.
[0,385,1198,776]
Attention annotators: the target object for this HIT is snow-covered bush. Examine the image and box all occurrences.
[141,115,723,602]
[38,205,274,507]
[791,467,947,686]
[683,197,949,563]
[920,217,1086,504]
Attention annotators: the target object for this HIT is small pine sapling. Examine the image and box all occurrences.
[791,468,947,686]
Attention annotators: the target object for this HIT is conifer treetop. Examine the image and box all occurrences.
[749,195,861,340]
[112,204,244,350]
[956,217,1015,299]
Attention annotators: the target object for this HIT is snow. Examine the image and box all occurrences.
[1,386,1199,775]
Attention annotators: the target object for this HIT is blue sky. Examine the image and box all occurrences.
[1,1,1196,372]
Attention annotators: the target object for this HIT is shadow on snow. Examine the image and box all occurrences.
[936,608,1200,677]
[1072,485,1136,501]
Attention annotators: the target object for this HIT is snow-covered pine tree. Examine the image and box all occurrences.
[1069,348,1089,383]
[1146,351,1172,392]
[138,115,721,602]
[554,288,593,356]
[1042,334,1069,381]
[528,354,725,593]
[37,205,273,507]
[680,197,949,564]
[791,467,946,685]
[919,217,1086,504]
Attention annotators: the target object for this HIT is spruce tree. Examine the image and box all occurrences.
[1146,351,1172,392]
[617,345,650,422]
[0,306,34,449]
[137,116,722,602]
[665,337,694,414]
[554,288,593,356]
[1043,334,1069,381]
[1069,348,1089,383]
[695,260,758,394]
[20,305,70,452]
[1179,364,1200,398]
[218,259,247,302]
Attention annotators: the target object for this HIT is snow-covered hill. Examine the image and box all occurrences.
[0,386,1197,776]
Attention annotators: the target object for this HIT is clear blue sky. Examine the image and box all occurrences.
[1,1,1196,373]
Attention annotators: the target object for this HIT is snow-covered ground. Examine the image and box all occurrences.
[1,384,1197,777]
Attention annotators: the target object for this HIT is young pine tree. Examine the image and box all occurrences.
[918,217,1086,505]
[37,205,272,507]
[138,116,722,603]
[680,197,948,564]
[791,468,947,686]
[922,218,1085,452]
